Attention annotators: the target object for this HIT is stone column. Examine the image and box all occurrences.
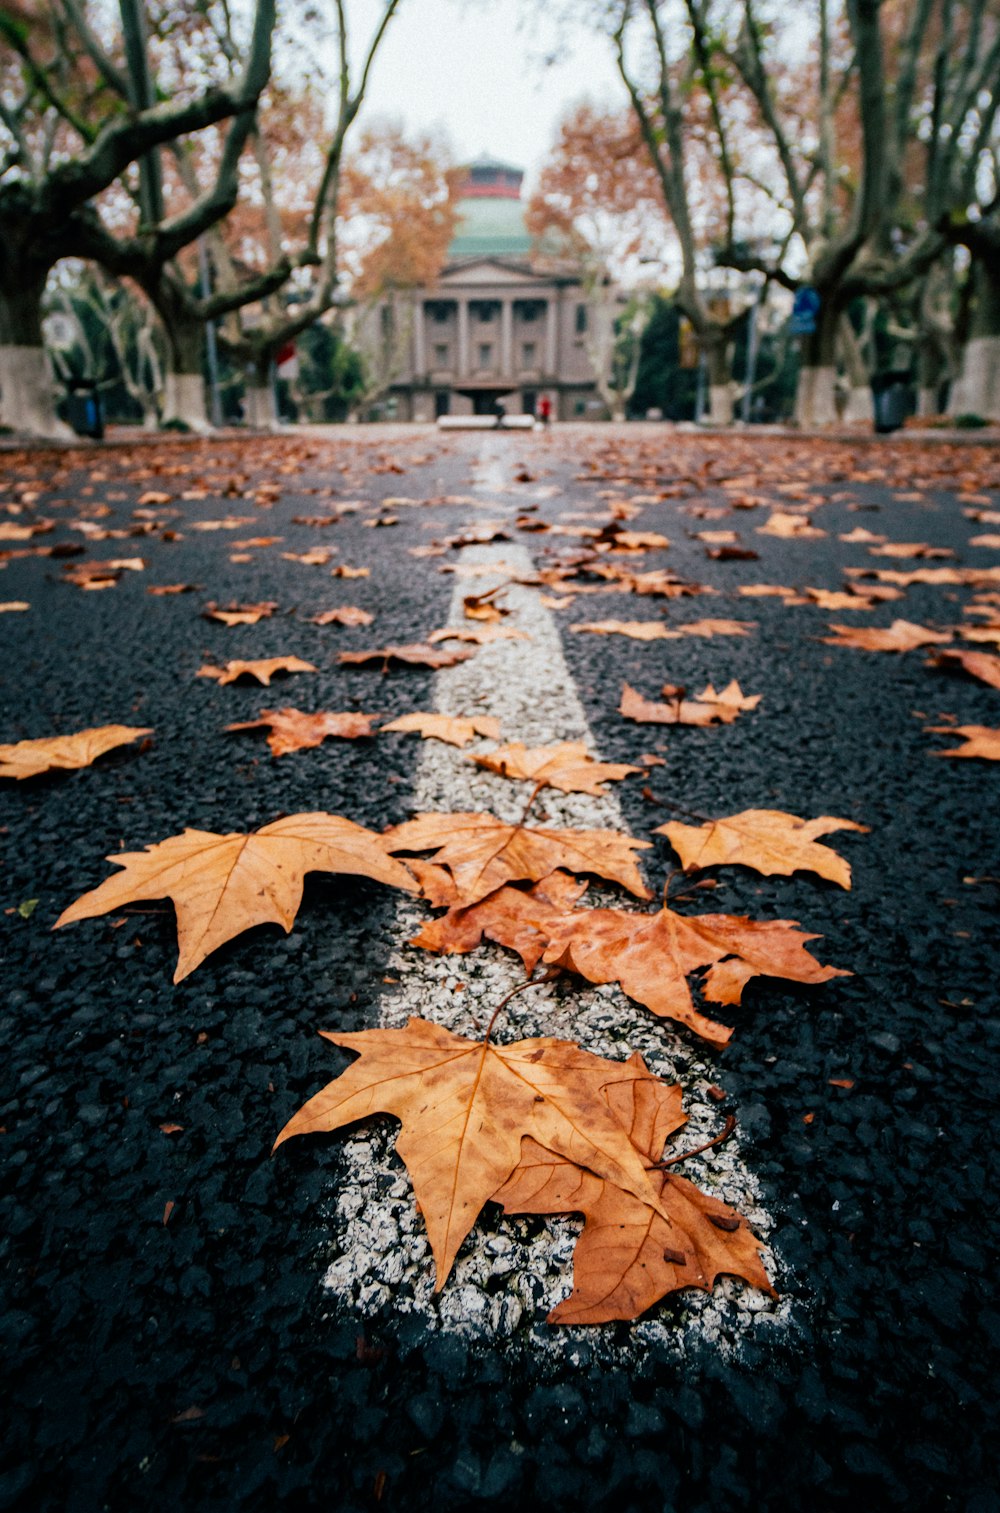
[413,300,426,377]
[545,296,558,375]
[457,298,469,378]
[501,299,514,378]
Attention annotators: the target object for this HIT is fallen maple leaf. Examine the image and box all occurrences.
[926,724,1000,760]
[928,648,1000,691]
[56,813,416,982]
[226,708,379,756]
[337,644,475,670]
[571,620,682,641]
[380,712,501,747]
[382,811,652,906]
[619,681,761,727]
[202,601,278,626]
[656,810,868,888]
[494,1055,773,1323]
[757,512,825,538]
[198,657,317,686]
[821,621,952,652]
[146,584,199,596]
[282,549,336,566]
[411,872,588,971]
[330,565,370,579]
[274,1016,671,1288]
[0,724,152,779]
[470,740,641,796]
[868,542,954,559]
[427,625,530,645]
[540,903,848,1044]
[307,607,374,627]
[0,601,29,612]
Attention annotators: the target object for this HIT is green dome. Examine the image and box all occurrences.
[447,195,532,260]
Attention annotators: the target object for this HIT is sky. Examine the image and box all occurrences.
[347,0,626,188]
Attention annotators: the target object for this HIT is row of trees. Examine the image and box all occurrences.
[0,0,460,435]
[532,0,1000,425]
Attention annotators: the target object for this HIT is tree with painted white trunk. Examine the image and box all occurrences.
[0,0,276,436]
[945,216,1000,419]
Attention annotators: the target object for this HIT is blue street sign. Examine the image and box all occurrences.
[790,285,821,335]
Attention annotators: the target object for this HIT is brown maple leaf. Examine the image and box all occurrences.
[330,565,370,579]
[198,657,318,686]
[282,549,337,566]
[427,624,530,645]
[868,542,954,560]
[540,904,849,1044]
[470,741,641,796]
[928,648,1000,692]
[147,584,199,596]
[494,1055,773,1323]
[656,810,869,889]
[0,724,152,780]
[821,620,952,652]
[382,811,652,906]
[757,511,825,538]
[55,813,416,982]
[380,712,502,747]
[571,620,683,640]
[927,724,1000,760]
[619,681,761,727]
[273,1017,671,1288]
[307,607,374,627]
[411,872,589,971]
[225,708,379,756]
[337,644,475,670]
[202,601,279,626]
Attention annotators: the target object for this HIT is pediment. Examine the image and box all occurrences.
[438,258,541,287]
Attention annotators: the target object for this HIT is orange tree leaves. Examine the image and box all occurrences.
[273,1017,673,1290]
[382,811,653,906]
[821,620,951,652]
[411,872,589,971]
[656,810,869,889]
[0,724,152,780]
[927,724,1000,760]
[470,740,641,796]
[494,1055,773,1323]
[55,815,416,982]
[381,712,502,747]
[928,648,1000,692]
[225,708,379,756]
[337,643,475,670]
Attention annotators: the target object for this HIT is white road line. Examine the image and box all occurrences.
[319,456,791,1355]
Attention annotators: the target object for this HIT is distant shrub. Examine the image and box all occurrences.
[953,412,991,429]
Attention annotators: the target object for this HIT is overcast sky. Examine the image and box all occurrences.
[348,0,625,187]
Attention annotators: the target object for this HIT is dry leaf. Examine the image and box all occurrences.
[282,549,336,566]
[494,1056,773,1323]
[330,566,370,579]
[0,724,152,779]
[202,601,278,626]
[656,810,868,888]
[757,512,825,539]
[427,625,530,645]
[337,644,475,670]
[571,620,682,641]
[273,1016,670,1288]
[307,607,374,627]
[226,708,379,755]
[0,601,29,612]
[198,657,317,686]
[927,724,1000,760]
[470,741,641,796]
[56,813,416,982]
[382,811,652,906]
[619,681,761,727]
[411,872,588,970]
[541,904,849,1044]
[928,648,1000,692]
[380,712,501,747]
[868,542,954,560]
[821,621,951,652]
[147,584,198,596]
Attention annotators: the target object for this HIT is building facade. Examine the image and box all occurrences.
[373,156,607,422]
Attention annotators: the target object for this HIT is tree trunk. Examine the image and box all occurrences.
[837,314,874,425]
[0,272,73,439]
[795,300,839,427]
[950,256,1000,420]
[704,331,733,425]
[916,336,946,417]
[246,353,277,428]
[162,311,210,431]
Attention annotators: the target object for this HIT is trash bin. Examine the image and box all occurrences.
[64,378,104,440]
[871,371,910,434]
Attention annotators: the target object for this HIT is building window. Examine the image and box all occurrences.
[521,342,537,368]
[575,304,588,334]
[434,343,449,367]
[427,301,451,323]
[478,343,493,369]
[521,304,538,323]
[471,301,497,322]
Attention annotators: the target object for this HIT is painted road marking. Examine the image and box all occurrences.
[319,452,789,1354]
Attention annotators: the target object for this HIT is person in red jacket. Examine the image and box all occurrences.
[537,394,552,427]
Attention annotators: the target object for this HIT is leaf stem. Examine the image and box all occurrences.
[483,967,561,1044]
[518,779,547,827]
[652,1114,737,1170]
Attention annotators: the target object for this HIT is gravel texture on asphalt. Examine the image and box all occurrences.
[1,426,998,1513]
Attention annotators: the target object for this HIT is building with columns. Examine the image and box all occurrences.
[373,156,607,422]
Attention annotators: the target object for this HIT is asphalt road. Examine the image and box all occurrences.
[1,425,998,1513]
